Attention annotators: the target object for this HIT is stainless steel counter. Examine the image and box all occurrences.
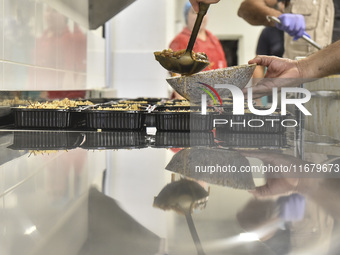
[1,127,340,255]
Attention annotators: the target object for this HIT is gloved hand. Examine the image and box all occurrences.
[276,13,310,40]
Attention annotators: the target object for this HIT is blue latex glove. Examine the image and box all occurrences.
[278,194,306,222]
[276,13,310,40]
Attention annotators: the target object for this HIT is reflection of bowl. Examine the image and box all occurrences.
[166,147,255,190]
[166,64,256,102]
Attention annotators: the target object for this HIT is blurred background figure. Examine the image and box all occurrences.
[253,0,285,79]
[169,1,227,99]
[36,7,87,99]
[332,0,340,42]
[252,0,285,106]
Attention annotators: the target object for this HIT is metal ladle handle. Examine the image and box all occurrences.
[266,15,323,50]
[185,212,206,255]
[186,3,210,53]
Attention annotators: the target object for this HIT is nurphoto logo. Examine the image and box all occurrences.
[198,83,312,128]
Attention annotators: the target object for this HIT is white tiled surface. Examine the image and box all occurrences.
[0,0,105,91]
[35,68,58,90]
[3,63,35,90]
[0,0,4,60]
[4,0,36,66]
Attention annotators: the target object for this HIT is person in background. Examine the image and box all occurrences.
[169,1,227,99]
[254,0,285,79]
[332,0,340,42]
[238,0,334,60]
[36,7,87,99]
[169,1,227,71]
[252,0,285,106]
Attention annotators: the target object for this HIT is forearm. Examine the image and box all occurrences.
[298,40,340,79]
[237,0,281,26]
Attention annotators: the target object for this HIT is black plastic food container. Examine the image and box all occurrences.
[151,106,214,132]
[84,110,144,130]
[12,108,70,128]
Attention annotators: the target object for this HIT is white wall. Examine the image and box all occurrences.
[110,0,172,98]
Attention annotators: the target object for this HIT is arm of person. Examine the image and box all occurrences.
[189,0,220,13]
[238,0,281,26]
[250,39,340,79]
[254,177,340,221]
[244,40,340,98]
[297,40,340,78]
[240,150,340,221]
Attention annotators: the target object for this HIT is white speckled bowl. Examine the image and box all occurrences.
[166,64,256,102]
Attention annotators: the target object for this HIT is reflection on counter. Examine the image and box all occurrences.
[2,124,340,254]
[154,178,209,255]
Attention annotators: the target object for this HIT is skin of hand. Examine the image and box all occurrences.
[243,55,305,98]
[238,0,282,26]
[244,40,340,98]
[249,178,300,199]
[239,150,320,198]
[189,0,220,13]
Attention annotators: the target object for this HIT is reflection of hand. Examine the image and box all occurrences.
[240,150,318,198]
[190,0,220,12]
[250,178,299,199]
[276,14,309,40]
[243,55,303,98]
[240,149,306,167]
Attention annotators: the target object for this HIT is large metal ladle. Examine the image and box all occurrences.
[154,3,210,75]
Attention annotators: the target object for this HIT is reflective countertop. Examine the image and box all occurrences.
[1,127,340,255]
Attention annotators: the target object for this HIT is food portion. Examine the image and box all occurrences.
[94,104,142,111]
[18,98,94,109]
[154,48,209,63]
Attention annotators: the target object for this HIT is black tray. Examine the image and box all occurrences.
[152,131,215,148]
[151,106,215,132]
[12,107,71,129]
[0,106,14,126]
[84,109,144,130]
[81,131,147,149]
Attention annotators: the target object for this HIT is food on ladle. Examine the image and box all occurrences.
[155,49,209,64]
